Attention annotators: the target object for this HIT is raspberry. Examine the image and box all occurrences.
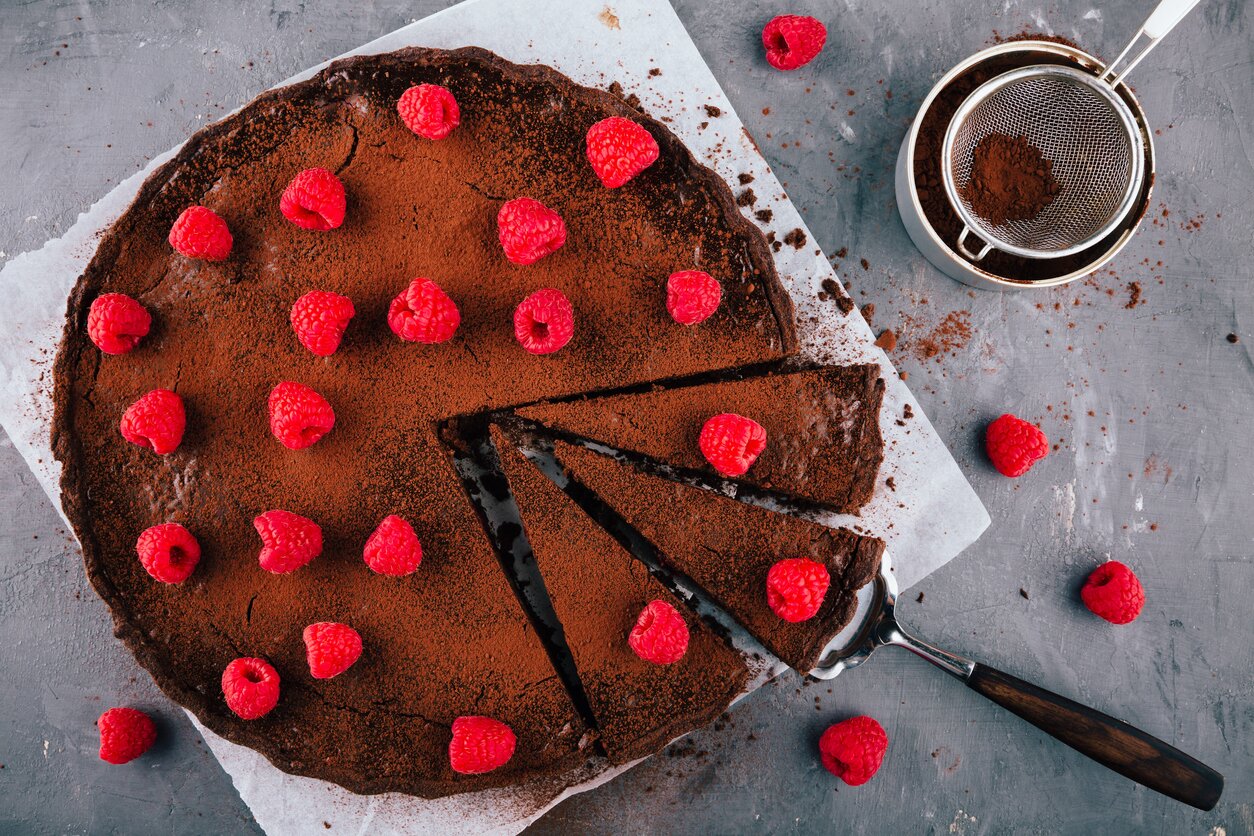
[87,293,151,355]
[222,657,281,720]
[290,290,355,356]
[666,270,722,325]
[449,715,516,775]
[628,599,690,665]
[120,389,185,455]
[135,523,201,584]
[818,715,888,786]
[268,381,335,450]
[388,278,461,344]
[303,622,363,679]
[97,707,157,765]
[398,84,460,140]
[585,117,660,188]
[363,514,423,576]
[766,558,830,622]
[497,198,567,265]
[762,15,827,71]
[280,168,347,231]
[514,288,574,355]
[168,205,232,261]
[253,509,322,574]
[1081,560,1146,624]
[698,413,767,477]
[985,413,1048,477]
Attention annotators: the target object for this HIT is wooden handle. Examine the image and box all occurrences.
[966,664,1223,810]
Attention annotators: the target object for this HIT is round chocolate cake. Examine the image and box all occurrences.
[51,47,800,797]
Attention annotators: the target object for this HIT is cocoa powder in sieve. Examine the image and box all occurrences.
[961,133,1061,226]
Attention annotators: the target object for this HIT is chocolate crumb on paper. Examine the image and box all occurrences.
[783,228,806,249]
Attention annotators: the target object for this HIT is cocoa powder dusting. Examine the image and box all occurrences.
[961,133,1060,226]
[1125,281,1142,309]
[912,310,973,360]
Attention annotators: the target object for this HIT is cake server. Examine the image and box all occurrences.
[810,553,1223,809]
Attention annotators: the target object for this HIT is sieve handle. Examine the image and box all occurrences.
[955,225,995,262]
[1101,0,1202,86]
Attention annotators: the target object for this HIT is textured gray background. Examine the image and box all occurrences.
[1,0,1251,833]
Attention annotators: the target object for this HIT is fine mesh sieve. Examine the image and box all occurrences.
[940,0,1201,262]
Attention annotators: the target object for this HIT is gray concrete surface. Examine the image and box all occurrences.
[1,0,1251,833]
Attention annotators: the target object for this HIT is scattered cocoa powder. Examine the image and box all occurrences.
[912,310,973,361]
[961,133,1060,226]
[1125,281,1142,309]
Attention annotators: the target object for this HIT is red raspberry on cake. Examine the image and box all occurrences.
[514,288,574,355]
[666,269,721,325]
[985,413,1049,477]
[497,197,567,265]
[449,715,516,775]
[222,657,281,720]
[303,622,363,679]
[388,278,460,344]
[168,205,232,261]
[135,523,201,584]
[363,514,423,576]
[268,381,335,450]
[699,412,766,477]
[762,15,827,71]
[1081,560,1145,624]
[397,83,460,140]
[628,599,690,665]
[253,509,322,574]
[585,116,660,188]
[819,715,888,786]
[87,293,151,355]
[120,389,185,455]
[766,558,830,622]
[290,290,355,356]
[97,707,157,765]
[280,167,347,231]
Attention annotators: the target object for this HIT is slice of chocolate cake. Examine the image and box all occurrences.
[516,365,887,514]
[490,426,749,764]
[552,440,884,671]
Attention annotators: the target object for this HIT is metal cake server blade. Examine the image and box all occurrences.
[809,553,1223,810]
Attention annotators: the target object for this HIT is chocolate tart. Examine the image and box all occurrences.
[552,440,884,671]
[51,46,796,797]
[491,427,749,763]
[517,365,886,514]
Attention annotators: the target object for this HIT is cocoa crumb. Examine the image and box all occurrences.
[736,189,757,207]
[821,279,853,314]
[772,241,782,252]
[704,104,722,118]
[860,258,870,270]
[1227,333,1240,343]
[861,303,875,325]
[754,209,773,223]
[903,404,913,419]
[874,329,897,351]
[648,67,662,77]
[886,476,897,491]
[1019,588,1029,600]
[783,228,807,249]
[1125,281,1142,309]
[834,246,848,259]
[737,173,754,185]
[916,592,924,603]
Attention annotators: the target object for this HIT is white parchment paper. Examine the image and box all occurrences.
[0,0,990,832]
